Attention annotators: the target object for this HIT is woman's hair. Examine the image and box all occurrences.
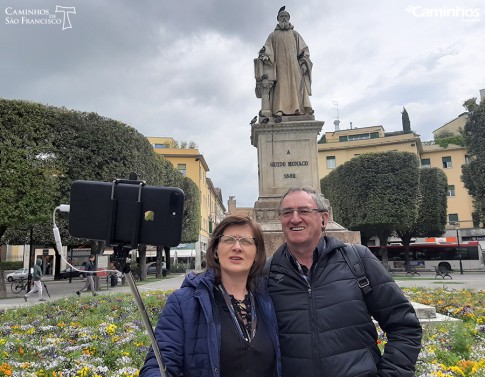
[205,215,266,291]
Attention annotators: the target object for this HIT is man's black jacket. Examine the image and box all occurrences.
[268,236,422,377]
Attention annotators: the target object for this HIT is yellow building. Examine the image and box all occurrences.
[317,122,474,235]
[147,136,226,267]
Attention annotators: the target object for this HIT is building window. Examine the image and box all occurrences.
[339,132,379,142]
[177,163,187,176]
[442,156,452,169]
[154,143,169,149]
[447,185,455,197]
[326,156,336,169]
[421,158,431,168]
[348,133,367,141]
[448,213,459,224]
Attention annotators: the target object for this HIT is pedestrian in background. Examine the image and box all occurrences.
[76,254,97,296]
[24,258,46,302]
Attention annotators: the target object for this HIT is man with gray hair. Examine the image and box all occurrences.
[267,187,422,377]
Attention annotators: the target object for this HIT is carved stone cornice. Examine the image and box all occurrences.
[251,120,324,147]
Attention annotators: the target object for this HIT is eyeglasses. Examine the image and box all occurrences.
[279,207,323,218]
[219,235,256,247]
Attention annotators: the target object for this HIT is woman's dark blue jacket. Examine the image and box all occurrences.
[140,269,281,377]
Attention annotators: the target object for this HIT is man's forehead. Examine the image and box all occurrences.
[281,191,316,206]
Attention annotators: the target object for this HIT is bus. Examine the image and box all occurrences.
[368,241,485,272]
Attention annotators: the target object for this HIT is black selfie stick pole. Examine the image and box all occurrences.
[114,245,167,377]
[108,178,166,377]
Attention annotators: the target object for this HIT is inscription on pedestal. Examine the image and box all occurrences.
[252,121,324,197]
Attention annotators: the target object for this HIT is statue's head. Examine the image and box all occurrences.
[277,10,290,21]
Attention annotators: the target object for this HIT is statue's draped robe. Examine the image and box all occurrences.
[262,25,312,116]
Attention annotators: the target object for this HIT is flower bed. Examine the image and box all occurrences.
[403,287,485,377]
[0,287,484,376]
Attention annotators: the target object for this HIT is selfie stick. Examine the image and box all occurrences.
[107,180,167,377]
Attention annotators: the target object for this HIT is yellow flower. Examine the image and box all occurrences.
[449,365,465,376]
[106,323,117,335]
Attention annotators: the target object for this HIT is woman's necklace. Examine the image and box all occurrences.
[218,284,257,342]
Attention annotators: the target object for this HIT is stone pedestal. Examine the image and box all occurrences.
[251,116,361,251]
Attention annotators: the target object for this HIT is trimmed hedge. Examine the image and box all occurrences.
[0,261,23,270]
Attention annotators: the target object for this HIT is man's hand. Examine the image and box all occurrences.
[259,54,270,61]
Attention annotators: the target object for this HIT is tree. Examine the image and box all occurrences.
[181,177,201,243]
[462,96,485,226]
[0,101,61,241]
[175,140,198,149]
[0,99,198,282]
[402,107,411,133]
[396,168,448,268]
[434,129,465,148]
[322,151,420,269]
[0,100,61,297]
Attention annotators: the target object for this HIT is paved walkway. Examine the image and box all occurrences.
[1,270,484,309]
[0,273,186,309]
[391,271,485,290]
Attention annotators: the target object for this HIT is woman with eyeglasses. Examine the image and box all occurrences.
[140,215,281,377]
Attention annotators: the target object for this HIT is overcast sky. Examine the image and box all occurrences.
[1,0,484,207]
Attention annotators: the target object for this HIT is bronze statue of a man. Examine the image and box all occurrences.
[255,7,313,118]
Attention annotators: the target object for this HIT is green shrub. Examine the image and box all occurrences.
[0,260,23,270]
[170,263,192,273]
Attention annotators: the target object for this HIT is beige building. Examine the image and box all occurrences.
[317,121,474,235]
[227,196,254,219]
[147,136,226,267]
[432,112,468,139]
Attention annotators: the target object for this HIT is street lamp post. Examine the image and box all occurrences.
[27,227,34,293]
[454,222,464,275]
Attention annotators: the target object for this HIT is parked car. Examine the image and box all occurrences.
[6,268,32,282]
[146,262,168,277]
[58,266,86,279]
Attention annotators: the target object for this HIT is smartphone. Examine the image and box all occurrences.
[68,180,184,247]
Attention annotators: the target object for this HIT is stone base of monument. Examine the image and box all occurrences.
[325,221,361,244]
[411,301,459,324]
[373,302,457,326]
